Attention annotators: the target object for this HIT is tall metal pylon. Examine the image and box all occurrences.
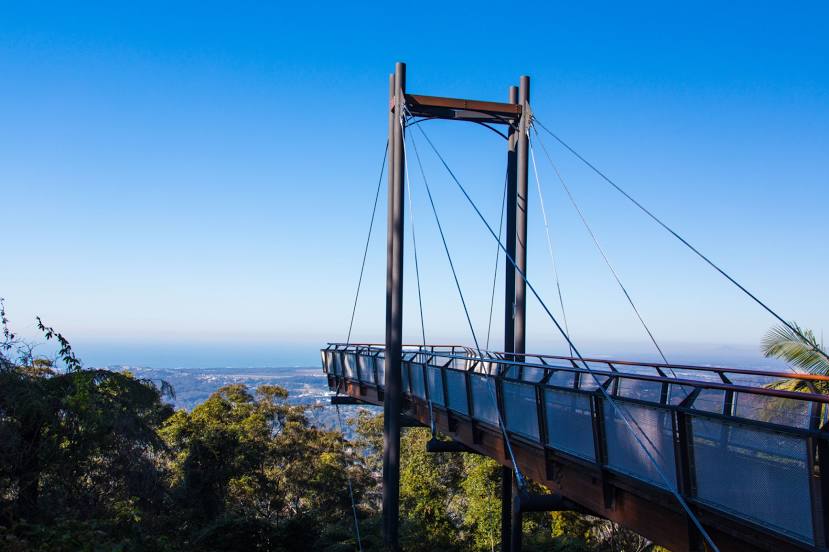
[381,61,530,551]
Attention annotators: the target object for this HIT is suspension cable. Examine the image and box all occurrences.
[528,134,573,356]
[415,122,720,551]
[408,127,526,489]
[345,142,389,345]
[530,130,671,368]
[400,119,435,435]
[486,172,508,350]
[409,126,482,354]
[533,118,829,366]
[336,141,388,550]
[335,402,363,552]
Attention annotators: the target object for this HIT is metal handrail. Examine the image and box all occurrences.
[327,342,829,384]
[326,343,829,405]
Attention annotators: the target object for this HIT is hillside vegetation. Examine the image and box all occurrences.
[0,302,657,551]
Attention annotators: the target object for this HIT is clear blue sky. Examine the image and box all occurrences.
[2,1,827,367]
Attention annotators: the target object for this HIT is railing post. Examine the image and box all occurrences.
[383,61,406,551]
[674,409,703,551]
[591,392,612,509]
[808,402,828,548]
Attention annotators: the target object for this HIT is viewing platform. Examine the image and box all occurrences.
[322,343,829,552]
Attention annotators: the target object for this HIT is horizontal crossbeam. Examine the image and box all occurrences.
[403,94,521,125]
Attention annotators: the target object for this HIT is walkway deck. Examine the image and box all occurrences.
[322,343,829,552]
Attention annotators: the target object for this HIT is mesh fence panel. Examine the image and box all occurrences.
[344,353,357,379]
[503,381,540,441]
[358,355,374,383]
[617,378,662,403]
[545,388,595,460]
[445,369,469,415]
[522,366,546,383]
[693,388,725,413]
[402,361,411,395]
[603,401,676,489]
[548,370,575,388]
[410,363,426,399]
[376,356,385,387]
[471,374,499,426]
[578,374,610,392]
[733,393,812,428]
[691,416,813,544]
[427,366,445,406]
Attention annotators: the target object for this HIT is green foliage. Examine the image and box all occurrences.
[762,322,829,376]
[762,322,829,395]
[0,303,666,551]
[460,455,501,551]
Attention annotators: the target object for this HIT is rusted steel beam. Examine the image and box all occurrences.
[404,93,521,124]
[425,437,479,454]
[331,395,362,405]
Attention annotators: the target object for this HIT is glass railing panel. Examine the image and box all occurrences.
[726,371,780,388]
[503,364,520,379]
[522,366,546,383]
[402,360,411,395]
[691,416,813,544]
[668,384,695,405]
[544,388,595,461]
[410,362,426,399]
[503,381,540,441]
[376,356,385,387]
[603,400,676,489]
[733,393,811,428]
[344,353,358,379]
[578,374,609,392]
[470,374,499,426]
[617,377,663,403]
[547,370,574,388]
[692,388,725,413]
[445,368,469,415]
[357,354,375,384]
[427,366,445,406]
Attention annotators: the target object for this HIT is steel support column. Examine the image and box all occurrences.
[510,75,530,552]
[383,61,406,550]
[514,75,530,360]
[501,84,519,552]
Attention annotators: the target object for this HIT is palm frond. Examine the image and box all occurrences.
[762,322,829,375]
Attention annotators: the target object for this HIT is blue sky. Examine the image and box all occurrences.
[2,1,827,367]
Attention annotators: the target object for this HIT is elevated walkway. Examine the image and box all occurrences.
[322,343,829,552]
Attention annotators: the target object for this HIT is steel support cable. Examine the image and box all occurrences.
[486,172,508,350]
[532,118,829,367]
[415,122,720,552]
[529,131,672,372]
[345,141,389,346]
[335,142,387,552]
[400,118,435,435]
[335,402,363,552]
[532,129,685,457]
[408,129,526,489]
[528,133,573,357]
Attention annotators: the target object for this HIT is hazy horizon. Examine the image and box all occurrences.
[4,335,791,372]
